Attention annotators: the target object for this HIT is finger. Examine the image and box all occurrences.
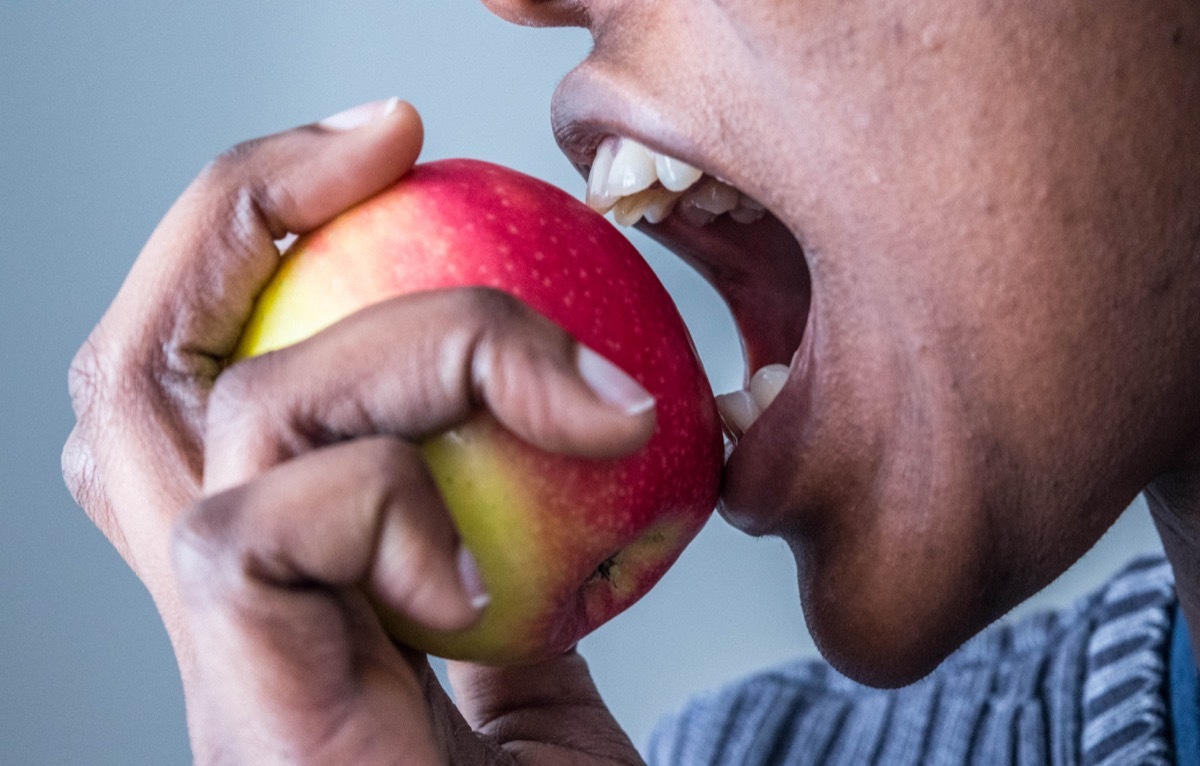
[93,98,423,389]
[176,436,483,633]
[448,654,644,764]
[64,100,423,560]
[172,438,467,762]
[204,287,657,492]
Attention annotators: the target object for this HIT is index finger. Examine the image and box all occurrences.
[203,287,658,493]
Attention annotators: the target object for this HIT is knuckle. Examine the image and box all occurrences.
[355,438,429,514]
[456,291,575,432]
[63,334,138,509]
[199,137,293,242]
[463,287,568,358]
[61,427,102,512]
[354,439,456,608]
[389,548,447,615]
[253,178,299,241]
[456,287,568,384]
[204,136,269,185]
[375,513,452,615]
[67,335,114,423]
[171,494,241,600]
[60,427,133,564]
[207,357,269,427]
[457,285,524,324]
[205,357,290,474]
[67,321,193,432]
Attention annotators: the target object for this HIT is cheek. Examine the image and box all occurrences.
[709,0,1200,685]
[784,179,1181,682]
[798,0,1200,489]
[767,306,1141,689]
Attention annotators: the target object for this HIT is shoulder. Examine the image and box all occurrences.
[645,555,1176,766]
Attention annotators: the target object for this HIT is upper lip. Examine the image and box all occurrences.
[552,64,720,200]
[550,63,812,387]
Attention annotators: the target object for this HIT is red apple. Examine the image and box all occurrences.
[235,159,722,664]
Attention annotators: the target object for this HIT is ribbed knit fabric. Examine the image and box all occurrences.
[646,556,1178,765]
[1170,604,1199,766]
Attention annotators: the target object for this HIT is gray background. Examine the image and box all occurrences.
[0,3,1164,763]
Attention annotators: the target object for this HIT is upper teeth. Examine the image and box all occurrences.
[655,152,704,192]
[585,136,765,228]
[715,364,790,440]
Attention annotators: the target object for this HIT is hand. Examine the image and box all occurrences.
[63,101,649,764]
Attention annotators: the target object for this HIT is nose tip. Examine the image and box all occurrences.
[479,0,588,28]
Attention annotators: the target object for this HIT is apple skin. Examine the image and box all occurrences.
[235,159,723,665]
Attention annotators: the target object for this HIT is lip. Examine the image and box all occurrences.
[551,63,812,378]
[552,65,708,189]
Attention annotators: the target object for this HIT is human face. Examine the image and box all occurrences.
[483,0,1200,685]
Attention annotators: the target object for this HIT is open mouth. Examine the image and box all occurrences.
[575,135,812,447]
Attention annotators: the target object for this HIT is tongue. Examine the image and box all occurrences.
[644,210,810,378]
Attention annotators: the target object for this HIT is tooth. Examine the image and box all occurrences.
[687,177,740,215]
[729,205,766,224]
[612,192,649,226]
[586,138,620,214]
[716,390,761,437]
[678,200,717,227]
[655,153,703,193]
[749,364,790,411]
[642,187,683,224]
[604,138,657,198]
[612,187,685,226]
[729,193,766,223]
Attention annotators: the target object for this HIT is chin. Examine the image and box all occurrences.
[795,551,1001,689]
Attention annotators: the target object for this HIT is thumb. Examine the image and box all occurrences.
[448,653,644,764]
[100,98,425,375]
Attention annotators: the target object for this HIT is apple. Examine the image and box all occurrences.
[234,159,722,665]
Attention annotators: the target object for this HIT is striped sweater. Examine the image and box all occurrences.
[647,556,1188,765]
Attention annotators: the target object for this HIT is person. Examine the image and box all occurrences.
[62,0,1200,763]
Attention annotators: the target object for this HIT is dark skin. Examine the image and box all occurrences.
[64,0,1200,761]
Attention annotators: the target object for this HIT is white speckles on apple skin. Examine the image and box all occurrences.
[239,159,723,664]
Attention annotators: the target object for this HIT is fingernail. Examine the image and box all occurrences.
[318,97,400,131]
[457,546,491,611]
[577,345,656,416]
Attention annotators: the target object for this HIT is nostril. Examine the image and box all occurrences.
[479,0,589,28]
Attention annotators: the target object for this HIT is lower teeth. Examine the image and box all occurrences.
[715,363,791,438]
[600,174,766,228]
